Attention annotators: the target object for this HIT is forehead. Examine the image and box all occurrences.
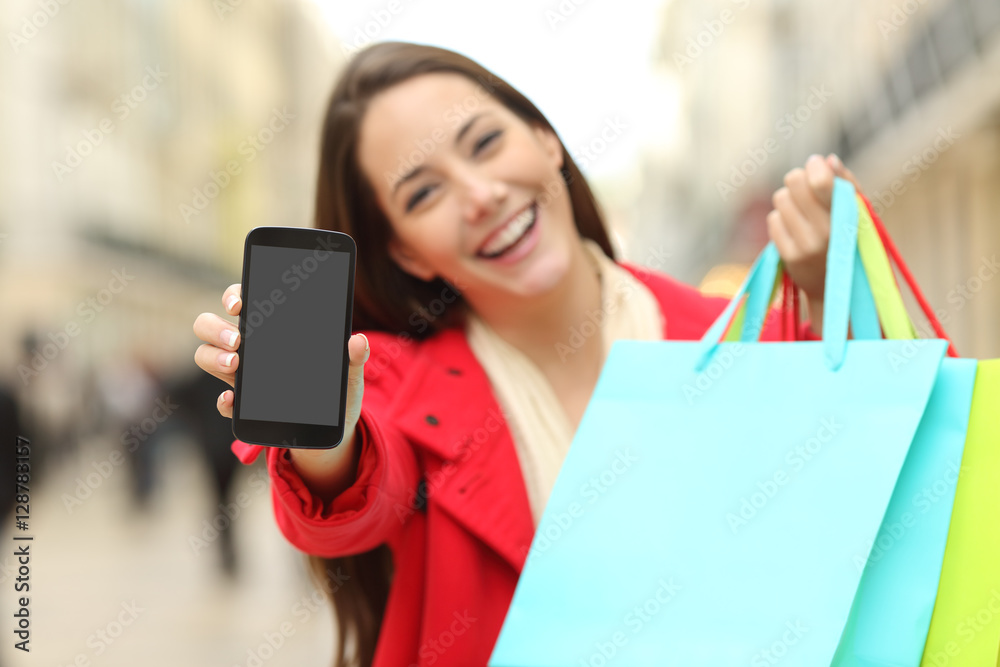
[357,73,505,181]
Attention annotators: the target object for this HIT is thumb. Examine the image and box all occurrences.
[345,333,370,427]
[826,153,863,194]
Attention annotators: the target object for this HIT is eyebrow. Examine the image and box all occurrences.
[390,112,489,198]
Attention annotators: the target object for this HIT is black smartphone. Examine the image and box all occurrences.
[232,226,356,449]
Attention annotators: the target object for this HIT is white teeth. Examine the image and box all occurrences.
[481,205,536,257]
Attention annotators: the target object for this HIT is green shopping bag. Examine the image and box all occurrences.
[921,359,1000,666]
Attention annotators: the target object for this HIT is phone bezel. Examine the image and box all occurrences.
[231,226,356,449]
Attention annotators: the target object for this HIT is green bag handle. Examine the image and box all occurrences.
[855,197,919,340]
[699,178,880,372]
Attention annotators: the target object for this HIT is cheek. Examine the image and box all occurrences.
[509,142,557,181]
[503,143,568,205]
[401,208,467,266]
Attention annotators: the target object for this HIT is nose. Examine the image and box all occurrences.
[456,165,507,225]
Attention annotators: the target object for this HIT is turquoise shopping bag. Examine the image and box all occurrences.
[733,186,976,667]
[489,179,952,667]
[827,191,976,666]
[831,359,974,667]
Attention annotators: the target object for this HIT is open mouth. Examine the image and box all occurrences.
[477,203,538,259]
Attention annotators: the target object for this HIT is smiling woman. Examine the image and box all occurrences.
[256,41,619,667]
[191,40,853,667]
[358,73,584,302]
[316,46,615,344]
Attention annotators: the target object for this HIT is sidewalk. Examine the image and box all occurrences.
[1,434,333,666]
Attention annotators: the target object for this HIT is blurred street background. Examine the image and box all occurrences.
[0,0,998,664]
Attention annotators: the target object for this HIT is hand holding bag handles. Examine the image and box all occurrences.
[490,178,949,667]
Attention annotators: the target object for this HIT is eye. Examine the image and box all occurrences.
[474,130,502,154]
[406,185,434,212]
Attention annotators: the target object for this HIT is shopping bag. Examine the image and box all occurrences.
[921,359,1000,666]
[698,188,977,667]
[826,194,1000,667]
[727,185,976,667]
[825,193,977,667]
[489,179,949,667]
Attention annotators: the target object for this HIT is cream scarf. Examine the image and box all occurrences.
[465,239,665,526]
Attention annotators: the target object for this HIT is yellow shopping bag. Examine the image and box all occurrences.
[921,359,1000,666]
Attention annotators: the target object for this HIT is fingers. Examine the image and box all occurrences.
[766,209,797,262]
[767,204,827,299]
[222,284,242,316]
[772,184,823,259]
[344,333,370,428]
[193,312,241,351]
[346,333,370,391]
[194,343,238,387]
[217,389,233,419]
[785,165,830,229]
[193,285,243,419]
[801,154,835,209]
[786,166,831,249]
[767,153,862,304]
[826,154,863,194]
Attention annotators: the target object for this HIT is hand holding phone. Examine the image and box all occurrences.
[194,282,370,495]
[229,226,356,449]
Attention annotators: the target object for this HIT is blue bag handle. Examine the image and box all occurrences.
[738,243,782,342]
[735,244,881,344]
[850,246,881,340]
[697,178,879,371]
[820,177,860,369]
[695,243,779,370]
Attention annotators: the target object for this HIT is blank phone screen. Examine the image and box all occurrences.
[238,245,351,426]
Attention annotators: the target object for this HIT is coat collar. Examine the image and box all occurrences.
[395,262,669,573]
[394,327,536,572]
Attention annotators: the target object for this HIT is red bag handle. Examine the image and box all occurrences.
[780,271,801,342]
[858,195,959,357]
[779,192,959,356]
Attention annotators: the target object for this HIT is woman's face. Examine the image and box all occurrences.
[356,72,579,307]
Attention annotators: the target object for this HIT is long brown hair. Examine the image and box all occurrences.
[307,41,615,667]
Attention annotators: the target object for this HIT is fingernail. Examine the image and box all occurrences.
[222,329,239,347]
[358,333,369,352]
[830,153,843,170]
[219,391,229,404]
[221,352,236,367]
[226,296,240,311]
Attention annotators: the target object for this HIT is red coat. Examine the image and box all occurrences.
[231,262,806,667]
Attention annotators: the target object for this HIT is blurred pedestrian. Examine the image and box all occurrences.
[0,382,22,525]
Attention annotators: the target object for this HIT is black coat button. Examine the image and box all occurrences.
[425,414,439,426]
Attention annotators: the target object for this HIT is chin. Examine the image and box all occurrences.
[510,242,573,296]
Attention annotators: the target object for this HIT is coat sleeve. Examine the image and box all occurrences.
[230,331,422,557]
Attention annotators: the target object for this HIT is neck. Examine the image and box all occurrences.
[466,239,604,367]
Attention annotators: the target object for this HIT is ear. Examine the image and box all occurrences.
[531,123,564,172]
[388,236,437,282]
